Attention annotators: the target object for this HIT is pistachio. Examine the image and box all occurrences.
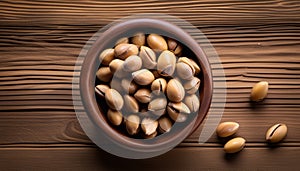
[143,131,158,139]
[123,55,142,72]
[96,67,113,82]
[157,50,176,77]
[115,37,129,46]
[184,94,200,113]
[123,95,139,113]
[266,123,287,143]
[121,79,138,95]
[132,32,145,48]
[125,114,140,135]
[176,62,194,80]
[178,57,196,75]
[98,48,114,65]
[151,78,167,96]
[139,46,157,69]
[114,43,138,60]
[167,38,183,55]
[132,69,155,85]
[95,84,110,98]
[166,79,185,102]
[141,118,158,136]
[134,88,151,103]
[184,77,201,94]
[216,122,239,138]
[224,137,246,153]
[188,58,201,75]
[107,109,123,126]
[105,89,124,110]
[148,97,167,116]
[250,81,269,102]
[147,33,168,51]
[158,117,172,133]
[109,59,124,74]
[167,102,190,122]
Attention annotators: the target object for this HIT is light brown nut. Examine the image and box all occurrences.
[178,57,196,75]
[176,62,194,80]
[158,117,172,133]
[147,33,168,51]
[151,78,167,96]
[184,94,200,113]
[167,102,190,122]
[141,118,158,136]
[95,84,110,98]
[167,79,185,102]
[96,67,113,82]
[107,109,123,126]
[250,81,269,102]
[105,89,124,110]
[123,95,139,113]
[121,79,138,95]
[216,122,239,138]
[132,69,155,85]
[114,43,138,60]
[167,38,183,55]
[224,137,246,153]
[188,58,201,75]
[109,59,124,74]
[98,48,114,65]
[123,55,142,72]
[157,50,176,77]
[266,123,287,143]
[142,131,157,139]
[134,88,151,103]
[125,114,140,135]
[183,77,201,94]
[148,97,167,116]
[115,37,129,46]
[139,46,157,69]
[131,32,145,48]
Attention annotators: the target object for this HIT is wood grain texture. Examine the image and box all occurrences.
[0,0,299,169]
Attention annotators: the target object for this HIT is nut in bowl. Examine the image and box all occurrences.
[80,18,212,158]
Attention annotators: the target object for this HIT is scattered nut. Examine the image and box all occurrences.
[216,122,239,138]
[250,81,269,102]
[266,123,288,143]
[224,137,246,153]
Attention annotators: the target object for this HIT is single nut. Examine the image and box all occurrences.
[167,102,191,122]
[250,81,269,102]
[95,84,110,98]
[157,50,176,77]
[125,114,140,135]
[141,118,158,136]
[167,38,183,55]
[131,32,145,48]
[148,97,167,116]
[147,33,168,51]
[114,43,138,60]
[216,122,239,138]
[121,79,138,95]
[109,59,124,74]
[167,79,185,102]
[123,55,142,72]
[184,94,200,113]
[184,77,201,94]
[105,89,124,110]
[266,123,287,143]
[139,46,157,69]
[132,69,155,85]
[115,37,129,46]
[107,109,123,126]
[123,95,139,113]
[158,117,172,133]
[151,78,167,96]
[98,48,114,65]
[96,67,113,82]
[178,57,196,75]
[176,62,194,80]
[224,137,246,153]
[134,88,151,103]
[188,58,201,75]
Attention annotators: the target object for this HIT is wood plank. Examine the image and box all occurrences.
[0,147,299,170]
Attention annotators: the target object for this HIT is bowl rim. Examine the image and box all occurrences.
[80,18,213,152]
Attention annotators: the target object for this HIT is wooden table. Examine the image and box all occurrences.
[1,0,299,170]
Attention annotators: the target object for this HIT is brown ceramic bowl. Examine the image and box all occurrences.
[80,18,212,158]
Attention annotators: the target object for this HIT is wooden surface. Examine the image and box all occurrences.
[0,0,300,170]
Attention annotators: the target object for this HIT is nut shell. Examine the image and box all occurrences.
[216,122,239,138]
[132,69,155,85]
[250,81,269,102]
[224,137,246,153]
[167,79,185,102]
[105,89,124,110]
[147,34,168,51]
[114,43,138,60]
[266,123,287,143]
[157,50,176,77]
[107,109,123,126]
[99,48,114,65]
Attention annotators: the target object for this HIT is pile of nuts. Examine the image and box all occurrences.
[95,33,201,138]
